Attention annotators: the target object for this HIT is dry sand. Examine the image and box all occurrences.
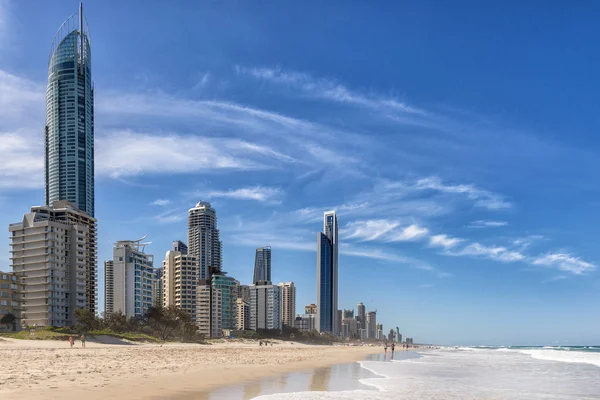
[0,338,379,399]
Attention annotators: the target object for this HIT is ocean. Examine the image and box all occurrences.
[240,346,600,399]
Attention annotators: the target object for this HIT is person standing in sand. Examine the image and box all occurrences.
[80,334,86,348]
[69,336,74,348]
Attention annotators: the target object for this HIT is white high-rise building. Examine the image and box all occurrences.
[9,201,97,327]
[316,211,338,334]
[188,202,222,280]
[249,283,281,331]
[105,237,154,318]
[278,282,296,328]
[162,251,198,320]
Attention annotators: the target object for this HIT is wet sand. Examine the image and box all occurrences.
[0,338,379,400]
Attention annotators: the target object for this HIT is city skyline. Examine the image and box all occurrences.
[2,1,600,345]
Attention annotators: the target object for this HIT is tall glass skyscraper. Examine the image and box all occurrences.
[188,201,222,280]
[316,211,338,335]
[45,3,95,217]
[253,246,272,284]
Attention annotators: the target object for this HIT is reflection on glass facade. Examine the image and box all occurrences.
[45,5,94,216]
[253,246,272,284]
[316,211,338,335]
[317,233,333,332]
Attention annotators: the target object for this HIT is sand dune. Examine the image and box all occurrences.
[0,338,378,399]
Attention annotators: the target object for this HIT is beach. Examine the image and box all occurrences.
[0,338,379,400]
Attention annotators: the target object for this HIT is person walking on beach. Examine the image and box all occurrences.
[69,336,74,348]
[391,342,395,359]
[80,334,86,348]
[384,343,388,355]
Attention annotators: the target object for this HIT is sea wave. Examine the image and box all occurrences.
[518,349,600,368]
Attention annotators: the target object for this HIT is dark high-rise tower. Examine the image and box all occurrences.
[316,210,338,335]
[188,201,222,280]
[253,246,272,284]
[45,3,95,217]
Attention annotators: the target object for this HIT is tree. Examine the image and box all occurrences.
[74,308,100,332]
[144,306,180,341]
[103,311,128,333]
[1,313,17,331]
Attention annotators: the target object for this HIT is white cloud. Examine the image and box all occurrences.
[95,130,286,178]
[340,246,408,262]
[200,186,284,203]
[150,199,171,206]
[451,243,525,262]
[387,224,429,242]
[429,234,463,249]
[341,220,428,243]
[415,177,511,210]
[236,65,426,115]
[0,70,45,123]
[153,209,185,224]
[542,275,567,283]
[0,131,43,189]
[532,253,595,275]
[342,219,401,241]
[469,220,508,228]
[193,72,211,90]
[420,283,435,288]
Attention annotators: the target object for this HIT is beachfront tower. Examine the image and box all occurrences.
[106,237,155,318]
[9,201,97,326]
[253,246,272,284]
[316,211,339,335]
[45,3,95,217]
[278,281,296,328]
[188,202,222,280]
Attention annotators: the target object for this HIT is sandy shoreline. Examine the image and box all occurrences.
[0,338,379,399]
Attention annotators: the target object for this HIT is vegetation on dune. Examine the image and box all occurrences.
[0,307,205,343]
[72,307,206,343]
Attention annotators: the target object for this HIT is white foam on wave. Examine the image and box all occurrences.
[251,349,600,399]
[518,349,600,368]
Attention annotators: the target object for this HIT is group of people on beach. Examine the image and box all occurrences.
[68,335,85,348]
[384,342,395,357]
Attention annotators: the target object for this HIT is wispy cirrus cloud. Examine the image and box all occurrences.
[150,199,171,207]
[387,224,429,242]
[449,243,526,263]
[429,234,464,249]
[95,130,281,178]
[532,253,595,275]
[235,65,426,115]
[469,220,508,228]
[341,219,401,241]
[414,177,512,210]
[153,208,186,224]
[341,219,429,243]
[197,186,284,203]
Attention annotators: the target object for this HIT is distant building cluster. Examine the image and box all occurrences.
[2,5,413,344]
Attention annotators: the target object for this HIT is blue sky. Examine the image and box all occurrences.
[1,0,600,345]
